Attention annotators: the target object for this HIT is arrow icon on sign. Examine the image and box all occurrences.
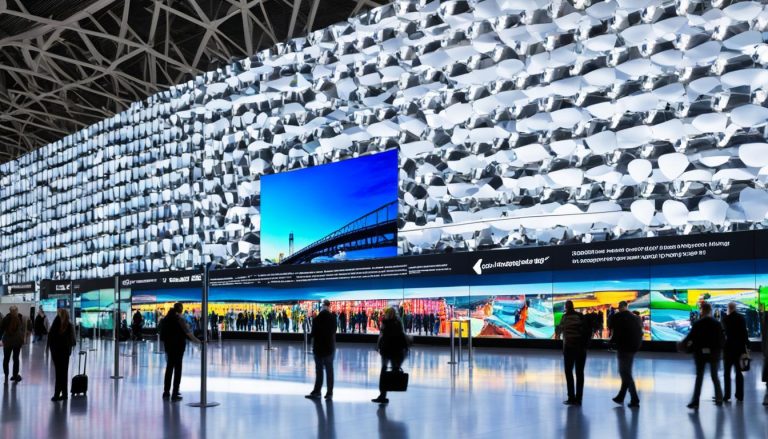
[473,259,483,275]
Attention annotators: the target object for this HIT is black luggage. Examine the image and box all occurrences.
[381,368,409,392]
[71,350,88,396]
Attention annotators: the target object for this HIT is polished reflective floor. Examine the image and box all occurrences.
[1,338,766,438]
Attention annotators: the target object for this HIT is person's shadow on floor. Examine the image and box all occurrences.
[312,399,336,439]
[2,383,20,423]
[614,406,638,438]
[377,405,409,439]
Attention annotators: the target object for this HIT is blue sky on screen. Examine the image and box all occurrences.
[260,149,398,262]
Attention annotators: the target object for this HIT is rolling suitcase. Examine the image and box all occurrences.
[71,350,88,396]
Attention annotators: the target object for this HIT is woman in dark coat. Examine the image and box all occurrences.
[372,307,409,404]
[47,308,76,401]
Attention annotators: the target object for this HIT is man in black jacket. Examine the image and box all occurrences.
[160,303,201,402]
[722,302,749,402]
[608,301,643,407]
[682,302,724,409]
[556,300,589,406]
[306,300,337,400]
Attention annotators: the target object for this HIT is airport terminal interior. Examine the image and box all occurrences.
[3,0,768,437]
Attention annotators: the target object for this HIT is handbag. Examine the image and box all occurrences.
[381,368,409,392]
[740,348,751,372]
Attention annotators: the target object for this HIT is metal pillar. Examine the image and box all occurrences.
[189,264,219,408]
[303,318,309,354]
[110,275,123,380]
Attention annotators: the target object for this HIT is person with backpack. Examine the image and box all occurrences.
[608,301,643,407]
[680,302,724,409]
[160,303,202,402]
[47,308,76,401]
[372,307,410,404]
[1,305,25,383]
[556,300,589,406]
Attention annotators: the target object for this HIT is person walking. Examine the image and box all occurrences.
[681,302,724,409]
[608,301,643,408]
[306,300,337,401]
[33,309,48,343]
[1,305,25,383]
[131,310,144,341]
[372,307,409,404]
[556,300,589,406]
[47,309,76,401]
[159,303,202,402]
[722,302,748,403]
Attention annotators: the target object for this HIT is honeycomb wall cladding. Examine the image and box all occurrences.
[1,0,768,283]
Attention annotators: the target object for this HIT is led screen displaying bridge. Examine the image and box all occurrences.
[280,201,398,265]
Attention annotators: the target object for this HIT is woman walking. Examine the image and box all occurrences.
[1,305,25,383]
[372,307,409,404]
[47,309,76,401]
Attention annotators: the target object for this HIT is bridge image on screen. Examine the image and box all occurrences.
[260,149,398,265]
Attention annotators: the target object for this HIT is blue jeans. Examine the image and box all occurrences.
[312,353,334,395]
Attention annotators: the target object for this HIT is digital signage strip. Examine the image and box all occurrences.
[210,230,757,287]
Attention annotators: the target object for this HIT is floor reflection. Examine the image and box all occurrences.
[311,399,336,439]
[377,405,409,439]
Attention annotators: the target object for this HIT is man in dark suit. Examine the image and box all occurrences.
[682,302,724,409]
[608,301,643,407]
[722,302,749,402]
[306,300,337,401]
[160,303,201,402]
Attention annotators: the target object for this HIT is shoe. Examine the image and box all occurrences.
[627,401,640,408]
[162,392,170,400]
[324,393,333,401]
[10,375,21,382]
[687,403,699,410]
[171,394,183,402]
[612,396,624,405]
[371,396,389,404]
[722,398,730,403]
[714,399,723,406]
[51,395,61,402]
[563,399,577,405]
[763,394,768,406]
[305,393,321,400]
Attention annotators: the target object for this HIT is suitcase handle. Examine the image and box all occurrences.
[78,350,87,375]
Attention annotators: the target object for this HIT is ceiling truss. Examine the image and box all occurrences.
[0,0,385,162]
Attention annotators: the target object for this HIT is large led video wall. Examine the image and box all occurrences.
[200,230,766,342]
[2,0,768,285]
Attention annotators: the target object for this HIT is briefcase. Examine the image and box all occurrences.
[381,368,409,392]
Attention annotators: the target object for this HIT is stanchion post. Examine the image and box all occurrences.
[303,318,309,354]
[265,314,276,351]
[466,320,473,368]
[111,275,123,379]
[189,264,219,408]
[448,320,457,365]
[458,321,463,363]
